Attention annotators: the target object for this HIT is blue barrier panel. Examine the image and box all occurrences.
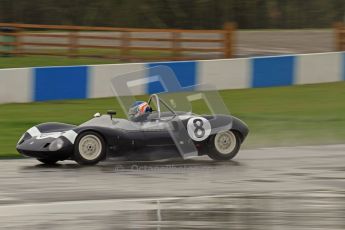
[34,66,88,101]
[147,61,197,94]
[251,55,295,88]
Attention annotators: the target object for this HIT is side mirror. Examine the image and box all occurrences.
[107,110,116,120]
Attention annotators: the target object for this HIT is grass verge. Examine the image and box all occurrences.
[0,82,344,157]
[0,49,172,69]
[0,56,118,69]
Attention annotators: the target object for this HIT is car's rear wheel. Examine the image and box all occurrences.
[207,130,241,161]
[74,131,106,165]
[37,158,58,165]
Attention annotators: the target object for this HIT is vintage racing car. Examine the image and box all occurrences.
[16,94,249,165]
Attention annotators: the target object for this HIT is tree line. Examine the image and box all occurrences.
[0,0,344,29]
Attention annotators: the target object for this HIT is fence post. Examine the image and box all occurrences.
[120,30,130,62]
[223,22,235,58]
[171,31,180,60]
[14,27,22,56]
[68,30,78,58]
[334,22,343,51]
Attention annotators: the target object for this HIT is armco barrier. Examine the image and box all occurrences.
[0,52,344,104]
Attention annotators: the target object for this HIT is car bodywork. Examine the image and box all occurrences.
[16,94,249,164]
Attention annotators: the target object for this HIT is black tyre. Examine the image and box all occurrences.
[38,158,58,165]
[207,130,241,161]
[74,131,106,165]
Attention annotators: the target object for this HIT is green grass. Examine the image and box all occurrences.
[0,49,171,69]
[1,82,345,158]
[0,56,119,69]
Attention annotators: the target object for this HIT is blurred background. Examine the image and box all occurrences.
[1,1,345,229]
[0,0,345,65]
[1,0,345,29]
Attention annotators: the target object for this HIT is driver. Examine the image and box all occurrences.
[128,101,152,121]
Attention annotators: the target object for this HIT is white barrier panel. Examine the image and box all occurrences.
[0,68,32,103]
[295,52,342,85]
[198,58,250,90]
[0,52,344,104]
[89,63,146,98]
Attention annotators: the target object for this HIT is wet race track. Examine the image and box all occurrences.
[1,144,345,229]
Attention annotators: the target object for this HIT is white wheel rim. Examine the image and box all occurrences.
[214,131,237,155]
[78,135,102,160]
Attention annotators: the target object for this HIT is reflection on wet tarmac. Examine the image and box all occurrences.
[1,145,345,229]
[101,195,345,229]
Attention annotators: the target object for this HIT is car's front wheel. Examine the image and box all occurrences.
[74,131,106,165]
[207,130,241,161]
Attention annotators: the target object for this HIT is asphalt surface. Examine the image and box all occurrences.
[236,29,334,56]
[1,144,345,229]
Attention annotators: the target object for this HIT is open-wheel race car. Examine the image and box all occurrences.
[16,94,249,165]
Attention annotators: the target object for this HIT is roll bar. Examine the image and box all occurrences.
[147,94,176,120]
